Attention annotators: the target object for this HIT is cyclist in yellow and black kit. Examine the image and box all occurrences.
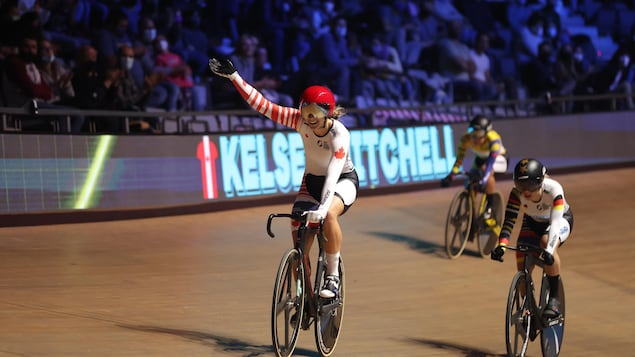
[441,115,509,220]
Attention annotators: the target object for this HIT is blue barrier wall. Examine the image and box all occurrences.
[1,111,634,215]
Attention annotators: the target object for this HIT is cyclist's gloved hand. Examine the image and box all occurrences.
[209,58,237,78]
[491,244,506,262]
[542,251,555,265]
[440,174,453,187]
[304,209,327,223]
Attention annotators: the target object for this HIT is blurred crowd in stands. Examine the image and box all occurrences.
[0,0,634,133]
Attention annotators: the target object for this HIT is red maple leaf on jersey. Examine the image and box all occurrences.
[334,146,346,159]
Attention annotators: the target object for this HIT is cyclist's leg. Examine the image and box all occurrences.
[516,216,543,293]
[483,155,508,208]
[324,171,358,262]
[319,197,344,298]
[320,172,358,298]
[292,174,325,253]
[291,197,319,278]
[542,212,573,277]
[542,212,572,317]
[323,196,345,268]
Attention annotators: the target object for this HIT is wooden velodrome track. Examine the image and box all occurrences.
[1,167,634,357]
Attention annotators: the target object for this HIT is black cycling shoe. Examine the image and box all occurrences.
[543,297,561,319]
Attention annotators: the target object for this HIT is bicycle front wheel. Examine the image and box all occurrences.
[444,189,473,259]
[272,248,304,357]
[315,257,345,357]
[540,275,566,357]
[506,272,531,357]
[477,191,504,258]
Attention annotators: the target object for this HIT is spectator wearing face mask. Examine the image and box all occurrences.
[168,8,210,80]
[111,44,152,111]
[590,49,634,110]
[570,45,595,95]
[153,34,200,111]
[308,16,360,103]
[109,44,161,132]
[360,33,412,106]
[516,12,546,66]
[531,0,564,49]
[132,16,180,113]
[5,34,84,132]
[37,38,74,105]
[134,16,157,71]
[5,34,52,106]
[93,7,133,70]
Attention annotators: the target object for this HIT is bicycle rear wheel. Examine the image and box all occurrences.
[477,191,504,258]
[506,272,531,357]
[272,248,304,357]
[315,257,345,357]
[444,189,473,259]
[540,275,566,357]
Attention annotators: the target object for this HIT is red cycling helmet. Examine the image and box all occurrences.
[299,85,335,116]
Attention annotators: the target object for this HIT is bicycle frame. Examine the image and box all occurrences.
[463,172,501,234]
[295,220,325,324]
[511,244,555,321]
[505,243,565,357]
[444,171,503,259]
[268,213,325,325]
[268,212,345,357]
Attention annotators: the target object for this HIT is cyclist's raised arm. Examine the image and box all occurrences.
[209,58,302,130]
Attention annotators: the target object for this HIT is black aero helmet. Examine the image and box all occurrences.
[513,158,546,192]
[468,115,492,136]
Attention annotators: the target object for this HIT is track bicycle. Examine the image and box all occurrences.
[444,170,504,259]
[267,212,345,357]
[503,243,566,357]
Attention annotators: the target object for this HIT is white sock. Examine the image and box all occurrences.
[326,252,340,277]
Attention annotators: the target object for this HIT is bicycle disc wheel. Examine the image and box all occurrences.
[477,191,504,258]
[315,257,345,357]
[444,190,473,259]
[540,276,566,357]
[272,248,304,357]
[506,272,531,357]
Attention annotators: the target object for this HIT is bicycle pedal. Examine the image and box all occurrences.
[545,316,563,327]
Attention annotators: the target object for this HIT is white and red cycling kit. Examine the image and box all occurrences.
[226,72,358,215]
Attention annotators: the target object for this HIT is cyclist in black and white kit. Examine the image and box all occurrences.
[209,58,359,299]
[491,158,573,319]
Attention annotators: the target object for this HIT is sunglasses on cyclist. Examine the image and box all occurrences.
[515,182,542,193]
[300,102,329,120]
[468,127,486,139]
